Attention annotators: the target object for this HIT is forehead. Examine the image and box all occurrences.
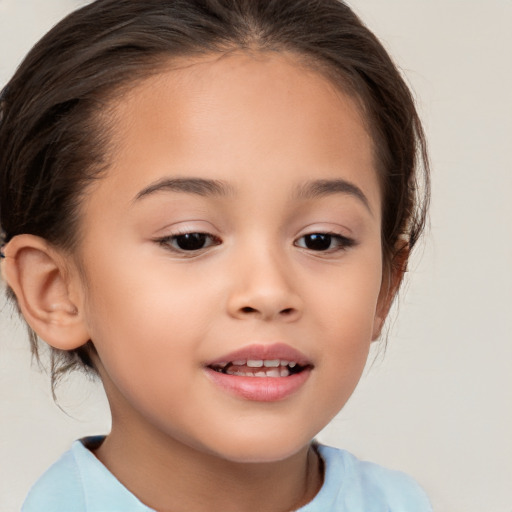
[86,51,379,214]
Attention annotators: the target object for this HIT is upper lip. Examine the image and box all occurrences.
[204,343,313,367]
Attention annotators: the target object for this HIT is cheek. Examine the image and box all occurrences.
[316,249,383,337]
[80,250,217,385]
[308,251,383,396]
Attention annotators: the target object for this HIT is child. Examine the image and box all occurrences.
[0,0,432,510]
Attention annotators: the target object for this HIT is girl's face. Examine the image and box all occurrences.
[75,52,384,462]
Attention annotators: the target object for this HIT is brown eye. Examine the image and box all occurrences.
[175,233,208,250]
[160,232,220,252]
[303,233,332,251]
[295,233,355,252]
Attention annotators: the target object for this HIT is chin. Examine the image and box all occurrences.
[199,430,313,464]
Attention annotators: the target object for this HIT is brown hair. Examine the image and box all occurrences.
[0,0,429,392]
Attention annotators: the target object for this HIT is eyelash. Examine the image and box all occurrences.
[295,232,356,252]
[156,230,356,256]
[156,232,222,255]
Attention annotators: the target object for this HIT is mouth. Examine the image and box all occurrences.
[203,343,313,401]
[208,359,310,378]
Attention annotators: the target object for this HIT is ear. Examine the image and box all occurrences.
[2,234,90,350]
[372,242,409,341]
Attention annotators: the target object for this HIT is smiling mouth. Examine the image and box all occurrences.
[208,359,310,378]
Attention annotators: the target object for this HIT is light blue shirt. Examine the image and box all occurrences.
[22,437,432,511]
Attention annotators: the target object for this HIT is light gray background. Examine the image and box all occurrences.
[1,1,511,511]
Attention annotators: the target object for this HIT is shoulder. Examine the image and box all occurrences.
[300,444,432,512]
[21,441,87,512]
[21,436,154,512]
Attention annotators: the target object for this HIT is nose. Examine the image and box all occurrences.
[226,245,303,323]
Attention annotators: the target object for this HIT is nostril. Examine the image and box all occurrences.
[235,305,299,320]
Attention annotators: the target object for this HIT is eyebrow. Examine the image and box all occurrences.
[294,179,372,214]
[133,176,372,214]
[133,177,233,202]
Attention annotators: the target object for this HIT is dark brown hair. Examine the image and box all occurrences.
[0,0,429,392]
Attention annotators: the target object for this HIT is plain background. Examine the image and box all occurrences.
[0,1,511,511]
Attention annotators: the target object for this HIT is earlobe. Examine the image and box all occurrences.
[372,242,409,341]
[372,275,396,341]
[2,234,90,350]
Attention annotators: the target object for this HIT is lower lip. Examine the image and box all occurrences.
[204,368,311,402]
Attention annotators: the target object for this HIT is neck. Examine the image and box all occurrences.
[93,423,323,512]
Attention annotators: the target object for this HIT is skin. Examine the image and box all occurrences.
[5,52,394,511]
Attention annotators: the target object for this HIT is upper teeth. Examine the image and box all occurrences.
[210,359,300,377]
[239,359,296,368]
[216,360,298,368]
